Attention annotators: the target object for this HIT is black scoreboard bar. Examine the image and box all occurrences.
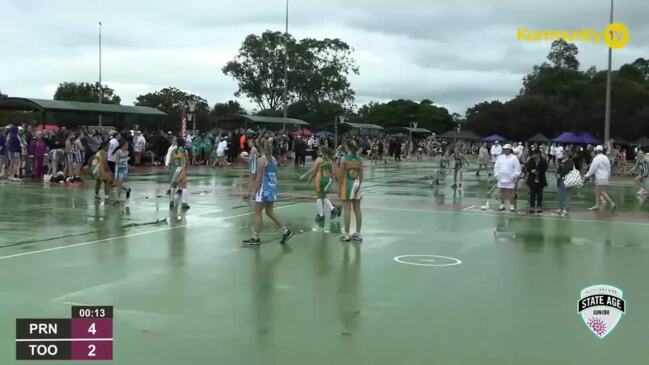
[16,306,113,361]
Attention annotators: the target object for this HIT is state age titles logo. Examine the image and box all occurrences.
[578,285,626,339]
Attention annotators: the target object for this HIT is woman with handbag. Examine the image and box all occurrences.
[556,150,575,216]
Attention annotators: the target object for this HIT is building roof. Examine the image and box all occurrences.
[343,122,384,130]
[0,97,166,116]
[240,115,310,126]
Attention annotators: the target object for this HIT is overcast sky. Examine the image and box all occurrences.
[1,0,647,115]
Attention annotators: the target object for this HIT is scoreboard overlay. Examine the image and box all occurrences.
[16,306,113,361]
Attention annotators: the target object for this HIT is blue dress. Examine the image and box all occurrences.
[255,156,278,202]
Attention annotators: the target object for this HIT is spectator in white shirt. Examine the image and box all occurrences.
[513,142,524,160]
[490,141,502,163]
[133,131,146,166]
[584,145,616,212]
[548,143,557,167]
[106,131,121,175]
[494,144,521,212]
[555,144,564,161]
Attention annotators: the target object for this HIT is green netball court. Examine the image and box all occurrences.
[1,160,648,364]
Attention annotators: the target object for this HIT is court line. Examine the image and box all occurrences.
[0,203,305,261]
[366,206,649,227]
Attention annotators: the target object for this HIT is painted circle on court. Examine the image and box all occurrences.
[394,255,462,267]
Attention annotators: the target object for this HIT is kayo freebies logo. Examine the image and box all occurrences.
[517,22,630,49]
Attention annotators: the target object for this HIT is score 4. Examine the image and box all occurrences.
[70,318,113,360]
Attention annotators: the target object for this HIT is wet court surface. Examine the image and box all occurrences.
[1,160,648,364]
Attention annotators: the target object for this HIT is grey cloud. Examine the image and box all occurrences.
[1,0,648,117]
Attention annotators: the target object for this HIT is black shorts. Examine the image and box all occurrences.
[107,161,116,174]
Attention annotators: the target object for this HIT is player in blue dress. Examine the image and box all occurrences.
[243,136,293,245]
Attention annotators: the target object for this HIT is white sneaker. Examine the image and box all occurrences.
[559,210,568,217]
[588,206,600,211]
[339,234,351,242]
[637,189,646,195]
[350,233,363,242]
[498,204,505,211]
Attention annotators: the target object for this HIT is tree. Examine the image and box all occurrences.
[355,99,454,133]
[211,100,246,117]
[547,39,580,70]
[631,58,649,81]
[54,82,121,104]
[223,30,358,111]
[0,89,7,99]
[135,87,210,131]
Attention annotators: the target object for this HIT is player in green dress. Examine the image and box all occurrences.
[191,135,203,165]
[201,135,213,165]
[300,146,341,222]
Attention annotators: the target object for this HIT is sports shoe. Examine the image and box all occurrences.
[559,210,568,217]
[610,203,617,213]
[126,188,132,199]
[509,207,516,213]
[588,206,599,211]
[498,204,505,211]
[242,237,261,245]
[315,214,324,222]
[350,233,363,242]
[339,234,351,242]
[280,229,294,244]
[181,203,190,211]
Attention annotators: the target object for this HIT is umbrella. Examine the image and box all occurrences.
[391,132,407,138]
[528,133,549,142]
[634,136,649,146]
[482,134,507,142]
[314,131,335,138]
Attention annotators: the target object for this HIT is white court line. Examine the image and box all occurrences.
[462,205,476,211]
[366,206,649,227]
[0,203,305,261]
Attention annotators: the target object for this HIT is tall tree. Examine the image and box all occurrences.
[223,30,358,111]
[54,82,121,104]
[135,87,210,131]
[547,39,580,70]
[211,100,246,117]
[0,89,7,99]
[355,99,454,133]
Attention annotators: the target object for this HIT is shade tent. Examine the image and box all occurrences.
[528,133,549,142]
[576,132,598,144]
[439,130,481,141]
[238,115,309,126]
[403,127,432,134]
[552,132,578,143]
[552,132,599,144]
[314,131,335,138]
[482,134,507,142]
[0,97,166,116]
[342,122,384,130]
